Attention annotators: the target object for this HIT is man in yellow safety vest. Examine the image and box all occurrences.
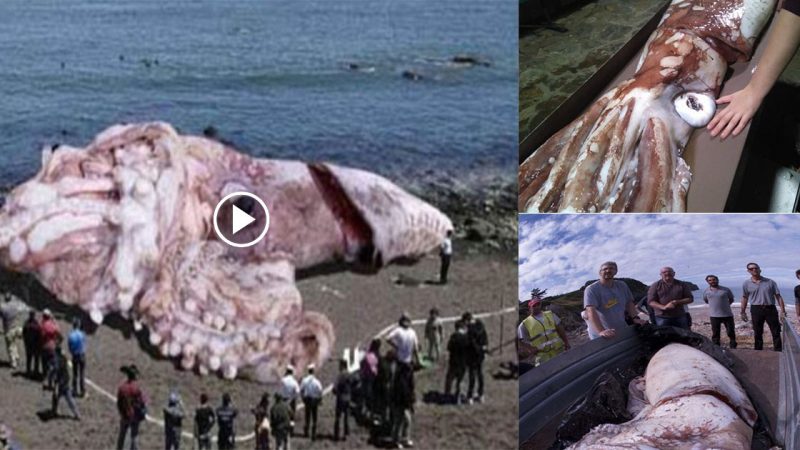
[517,295,570,367]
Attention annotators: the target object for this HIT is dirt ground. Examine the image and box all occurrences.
[0,243,518,450]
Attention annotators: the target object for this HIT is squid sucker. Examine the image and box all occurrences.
[0,122,453,382]
[568,343,756,449]
[519,0,776,212]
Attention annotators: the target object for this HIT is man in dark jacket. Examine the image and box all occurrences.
[270,393,292,450]
[464,312,488,404]
[216,393,238,450]
[445,320,471,404]
[193,393,215,450]
[333,359,352,441]
[22,311,41,378]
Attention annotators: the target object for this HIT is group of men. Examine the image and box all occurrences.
[0,293,87,421]
[518,261,800,367]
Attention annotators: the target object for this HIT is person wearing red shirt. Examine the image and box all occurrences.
[117,365,147,450]
[39,309,61,389]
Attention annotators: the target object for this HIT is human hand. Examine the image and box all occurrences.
[707,86,763,139]
[664,301,676,310]
[599,329,616,339]
[741,312,748,323]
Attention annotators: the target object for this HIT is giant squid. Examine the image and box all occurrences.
[0,122,453,382]
[519,0,776,212]
[568,343,757,449]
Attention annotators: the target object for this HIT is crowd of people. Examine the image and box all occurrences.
[1,293,492,450]
[518,261,800,369]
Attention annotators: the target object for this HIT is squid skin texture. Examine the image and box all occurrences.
[0,122,453,382]
[520,0,776,213]
[568,343,755,450]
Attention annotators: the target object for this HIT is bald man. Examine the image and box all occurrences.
[648,267,693,329]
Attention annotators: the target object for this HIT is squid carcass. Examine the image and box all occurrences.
[0,122,452,382]
[519,0,776,212]
[569,343,756,449]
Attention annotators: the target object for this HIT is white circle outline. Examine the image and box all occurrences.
[213,191,271,248]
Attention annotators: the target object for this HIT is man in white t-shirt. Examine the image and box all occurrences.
[388,314,419,366]
[279,365,301,418]
[299,364,323,440]
[440,230,453,284]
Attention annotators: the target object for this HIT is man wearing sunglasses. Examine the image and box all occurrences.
[742,263,786,351]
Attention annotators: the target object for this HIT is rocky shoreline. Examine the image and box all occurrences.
[410,175,517,253]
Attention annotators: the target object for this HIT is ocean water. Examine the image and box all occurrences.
[0,0,517,191]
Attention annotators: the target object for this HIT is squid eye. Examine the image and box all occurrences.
[673,91,716,127]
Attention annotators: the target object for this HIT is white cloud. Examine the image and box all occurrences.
[518,214,800,301]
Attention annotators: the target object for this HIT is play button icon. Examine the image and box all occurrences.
[232,204,256,235]
[213,191,270,248]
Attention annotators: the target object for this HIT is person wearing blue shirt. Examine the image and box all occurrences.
[67,318,86,398]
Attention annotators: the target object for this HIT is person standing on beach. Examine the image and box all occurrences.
[703,275,737,348]
[583,261,645,339]
[216,393,238,450]
[647,267,693,330]
[22,311,41,377]
[116,365,146,450]
[67,318,87,397]
[193,393,215,450]
[795,269,800,321]
[424,307,444,362]
[445,320,470,403]
[464,311,488,404]
[517,295,570,367]
[51,345,80,420]
[439,230,453,284]
[40,309,62,389]
[270,393,292,450]
[300,363,322,440]
[742,263,786,351]
[163,392,185,450]
[0,291,27,370]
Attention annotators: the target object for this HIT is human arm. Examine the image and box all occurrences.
[741,290,749,321]
[708,9,800,139]
[585,306,615,338]
[517,323,538,355]
[625,299,647,325]
[555,323,571,350]
[777,293,786,318]
[648,284,671,312]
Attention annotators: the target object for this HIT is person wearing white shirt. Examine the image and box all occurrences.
[279,366,301,419]
[439,230,453,284]
[299,364,323,440]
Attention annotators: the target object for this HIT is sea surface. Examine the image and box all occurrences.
[0,0,517,193]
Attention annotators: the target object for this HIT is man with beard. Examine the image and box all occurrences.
[703,275,737,348]
[584,261,646,339]
[648,267,693,329]
[742,263,786,351]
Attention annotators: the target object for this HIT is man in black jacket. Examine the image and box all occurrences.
[463,312,488,404]
[444,320,470,404]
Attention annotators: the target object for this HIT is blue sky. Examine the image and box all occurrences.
[518,214,800,302]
